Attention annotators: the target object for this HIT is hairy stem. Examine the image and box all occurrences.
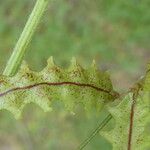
[3,0,50,76]
[77,114,112,150]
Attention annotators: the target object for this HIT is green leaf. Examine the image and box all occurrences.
[0,57,117,119]
[143,63,150,91]
[101,91,150,150]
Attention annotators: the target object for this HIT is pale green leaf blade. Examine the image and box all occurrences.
[0,57,117,118]
[101,92,150,150]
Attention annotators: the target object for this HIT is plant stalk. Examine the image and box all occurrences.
[3,0,50,76]
[77,114,112,150]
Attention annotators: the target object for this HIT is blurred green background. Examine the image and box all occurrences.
[0,0,149,149]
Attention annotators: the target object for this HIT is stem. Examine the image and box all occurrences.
[77,114,112,150]
[3,0,50,76]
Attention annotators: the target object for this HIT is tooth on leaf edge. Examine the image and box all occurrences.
[69,57,84,71]
[91,59,97,68]
[42,57,62,74]
[47,56,55,68]
[70,57,77,68]
[90,59,99,71]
